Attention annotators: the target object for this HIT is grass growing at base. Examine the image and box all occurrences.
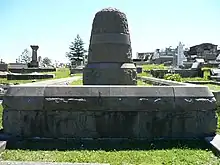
[1,146,219,165]
[52,67,70,79]
[0,68,70,85]
[70,78,152,86]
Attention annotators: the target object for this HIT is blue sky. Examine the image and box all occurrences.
[0,0,220,63]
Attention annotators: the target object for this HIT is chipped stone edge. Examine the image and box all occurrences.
[205,134,220,154]
[0,141,7,152]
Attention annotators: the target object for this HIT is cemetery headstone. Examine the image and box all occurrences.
[177,42,186,67]
[83,8,137,85]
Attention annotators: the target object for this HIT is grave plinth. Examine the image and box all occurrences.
[2,85,217,138]
[83,8,137,85]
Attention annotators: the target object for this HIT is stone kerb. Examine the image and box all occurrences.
[2,85,217,138]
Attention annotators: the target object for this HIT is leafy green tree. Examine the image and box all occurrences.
[66,34,87,67]
[42,57,52,66]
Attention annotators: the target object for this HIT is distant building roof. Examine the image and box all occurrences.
[190,43,218,49]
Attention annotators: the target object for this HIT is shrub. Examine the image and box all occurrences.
[164,73,182,82]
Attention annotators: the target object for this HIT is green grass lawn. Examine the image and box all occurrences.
[141,64,167,71]
[206,84,220,91]
[1,146,219,165]
[0,68,70,84]
[71,78,152,86]
[0,104,220,164]
[71,78,82,85]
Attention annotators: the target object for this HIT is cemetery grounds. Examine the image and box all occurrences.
[0,65,220,164]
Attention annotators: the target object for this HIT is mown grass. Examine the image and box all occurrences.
[70,78,152,86]
[141,64,167,71]
[1,147,219,165]
[0,104,220,164]
[137,64,166,77]
[0,68,70,84]
[206,84,220,91]
[71,78,82,85]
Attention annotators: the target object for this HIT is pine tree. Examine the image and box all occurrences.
[18,48,31,64]
[66,34,87,67]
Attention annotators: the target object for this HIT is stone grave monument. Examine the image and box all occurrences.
[28,45,39,68]
[83,8,137,85]
[2,7,217,139]
[177,42,186,68]
[8,45,55,74]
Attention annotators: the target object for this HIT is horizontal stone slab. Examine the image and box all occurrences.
[4,85,213,97]
[3,86,215,111]
[2,85,215,111]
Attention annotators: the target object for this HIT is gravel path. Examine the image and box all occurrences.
[19,76,81,86]
[0,76,82,101]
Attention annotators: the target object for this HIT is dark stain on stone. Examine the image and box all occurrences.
[95,111,138,138]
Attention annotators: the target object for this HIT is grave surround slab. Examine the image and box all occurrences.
[2,85,217,139]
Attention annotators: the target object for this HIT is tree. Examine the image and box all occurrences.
[18,48,31,64]
[66,34,87,67]
[42,57,52,66]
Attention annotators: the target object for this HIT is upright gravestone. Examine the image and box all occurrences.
[83,8,137,85]
[177,42,186,67]
[28,45,39,68]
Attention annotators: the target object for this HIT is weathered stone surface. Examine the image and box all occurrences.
[3,86,45,110]
[83,8,137,85]
[83,63,137,85]
[0,64,8,72]
[2,85,217,139]
[88,8,132,63]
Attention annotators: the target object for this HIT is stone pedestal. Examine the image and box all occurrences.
[83,63,137,85]
[29,45,39,68]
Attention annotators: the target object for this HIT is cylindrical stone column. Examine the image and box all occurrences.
[29,45,39,68]
[83,8,137,85]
